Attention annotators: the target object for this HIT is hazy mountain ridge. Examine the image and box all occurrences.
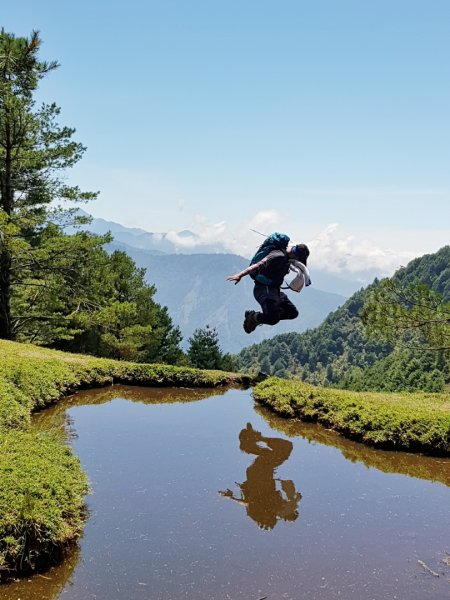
[74,212,385,296]
[73,211,225,255]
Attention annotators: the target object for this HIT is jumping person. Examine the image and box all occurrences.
[226,234,310,333]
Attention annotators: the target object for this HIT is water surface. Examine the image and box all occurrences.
[1,385,449,600]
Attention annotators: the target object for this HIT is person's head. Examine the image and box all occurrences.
[290,243,310,265]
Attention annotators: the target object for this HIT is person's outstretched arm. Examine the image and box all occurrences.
[226,252,277,284]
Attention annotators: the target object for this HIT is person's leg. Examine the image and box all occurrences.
[254,285,282,325]
[243,285,265,333]
[277,292,299,321]
[244,285,288,333]
[258,299,282,325]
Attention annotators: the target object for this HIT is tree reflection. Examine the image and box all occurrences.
[219,423,302,530]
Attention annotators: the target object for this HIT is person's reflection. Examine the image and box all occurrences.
[219,423,302,530]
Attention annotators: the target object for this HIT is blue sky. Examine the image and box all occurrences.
[3,0,450,273]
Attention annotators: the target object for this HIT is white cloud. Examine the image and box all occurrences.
[247,209,284,234]
[307,224,416,275]
[159,211,417,277]
[165,220,227,250]
[230,210,286,257]
[161,210,288,257]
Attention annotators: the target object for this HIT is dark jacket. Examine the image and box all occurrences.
[240,249,290,287]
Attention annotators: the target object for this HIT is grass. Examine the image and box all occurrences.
[0,431,88,574]
[0,339,250,577]
[253,377,450,455]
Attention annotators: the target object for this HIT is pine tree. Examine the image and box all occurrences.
[0,30,96,339]
[187,325,223,370]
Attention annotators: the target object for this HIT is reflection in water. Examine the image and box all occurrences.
[0,546,80,600]
[253,403,450,488]
[219,423,301,529]
[32,385,224,440]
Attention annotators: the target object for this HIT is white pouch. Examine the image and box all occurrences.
[288,271,305,292]
[286,260,311,293]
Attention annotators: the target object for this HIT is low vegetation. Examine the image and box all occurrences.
[0,431,88,575]
[0,339,249,577]
[253,378,450,455]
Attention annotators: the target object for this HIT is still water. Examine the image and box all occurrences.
[1,385,449,600]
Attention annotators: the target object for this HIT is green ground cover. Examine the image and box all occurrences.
[253,378,450,455]
[0,340,249,577]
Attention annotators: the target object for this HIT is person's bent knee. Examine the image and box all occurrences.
[265,313,281,326]
[280,303,299,320]
[286,307,299,320]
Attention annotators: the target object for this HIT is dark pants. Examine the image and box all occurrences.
[253,284,299,326]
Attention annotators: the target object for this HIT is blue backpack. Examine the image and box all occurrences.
[249,232,290,285]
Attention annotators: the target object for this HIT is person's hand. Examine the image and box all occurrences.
[226,273,242,284]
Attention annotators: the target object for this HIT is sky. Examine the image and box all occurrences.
[3,0,450,275]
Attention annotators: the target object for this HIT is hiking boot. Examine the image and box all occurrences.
[243,310,259,334]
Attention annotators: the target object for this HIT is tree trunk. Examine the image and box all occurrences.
[0,122,14,340]
[0,247,13,339]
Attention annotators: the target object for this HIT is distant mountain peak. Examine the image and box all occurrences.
[71,213,227,255]
[176,230,197,238]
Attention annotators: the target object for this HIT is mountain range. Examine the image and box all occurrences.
[69,212,362,352]
[75,211,383,296]
[75,212,224,255]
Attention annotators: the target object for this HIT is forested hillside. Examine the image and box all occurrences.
[238,246,450,392]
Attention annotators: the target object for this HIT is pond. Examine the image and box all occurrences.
[1,385,449,600]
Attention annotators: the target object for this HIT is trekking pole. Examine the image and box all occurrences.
[249,228,268,238]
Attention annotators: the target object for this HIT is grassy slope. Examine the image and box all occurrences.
[253,378,450,454]
[0,340,249,577]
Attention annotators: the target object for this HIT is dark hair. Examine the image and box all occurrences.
[293,243,309,265]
